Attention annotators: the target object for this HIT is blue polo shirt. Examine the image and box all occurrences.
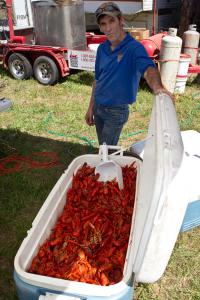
[94,33,155,106]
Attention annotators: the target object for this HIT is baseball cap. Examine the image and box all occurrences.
[95,2,122,23]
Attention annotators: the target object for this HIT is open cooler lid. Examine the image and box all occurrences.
[130,94,189,283]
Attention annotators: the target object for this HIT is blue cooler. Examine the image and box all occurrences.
[14,95,195,300]
[0,98,12,112]
[181,199,200,232]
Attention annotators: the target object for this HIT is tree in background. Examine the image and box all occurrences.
[179,0,200,37]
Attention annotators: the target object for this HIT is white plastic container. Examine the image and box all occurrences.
[177,53,191,76]
[14,95,193,300]
[174,53,191,93]
[88,44,100,52]
[183,24,200,65]
[160,28,182,93]
[174,76,187,93]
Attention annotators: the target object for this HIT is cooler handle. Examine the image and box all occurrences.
[39,293,85,300]
[98,145,124,156]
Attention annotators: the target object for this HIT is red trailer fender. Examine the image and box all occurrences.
[3,43,70,77]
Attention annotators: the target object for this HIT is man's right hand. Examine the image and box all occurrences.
[85,109,95,126]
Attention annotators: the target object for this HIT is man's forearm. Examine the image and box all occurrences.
[143,66,166,94]
[88,80,96,111]
[85,80,96,126]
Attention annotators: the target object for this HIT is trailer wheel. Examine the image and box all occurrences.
[8,53,33,80]
[33,56,59,85]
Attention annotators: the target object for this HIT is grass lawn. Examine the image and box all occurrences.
[0,66,200,300]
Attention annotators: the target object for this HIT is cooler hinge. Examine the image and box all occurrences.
[127,272,135,287]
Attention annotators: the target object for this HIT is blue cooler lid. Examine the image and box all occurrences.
[0,98,12,112]
[128,94,189,283]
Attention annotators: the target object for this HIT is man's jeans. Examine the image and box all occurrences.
[94,104,129,145]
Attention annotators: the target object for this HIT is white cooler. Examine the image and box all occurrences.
[14,95,196,300]
[179,130,200,232]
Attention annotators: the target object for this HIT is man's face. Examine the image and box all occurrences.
[98,15,124,45]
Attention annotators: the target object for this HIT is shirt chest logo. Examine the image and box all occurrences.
[117,52,123,63]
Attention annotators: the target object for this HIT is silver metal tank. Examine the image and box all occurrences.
[31,0,86,50]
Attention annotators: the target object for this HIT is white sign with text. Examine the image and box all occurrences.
[68,50,96,71]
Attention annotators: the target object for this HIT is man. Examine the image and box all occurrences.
[85,1,171,145]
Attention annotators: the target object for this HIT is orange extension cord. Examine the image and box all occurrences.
[0,152,60,175]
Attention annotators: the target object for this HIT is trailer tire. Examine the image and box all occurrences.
[33,56,59,85]
[8,53,33,80]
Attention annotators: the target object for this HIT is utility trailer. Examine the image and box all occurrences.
[0,0,106,85]
[0,33,105,85]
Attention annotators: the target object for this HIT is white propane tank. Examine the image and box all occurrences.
[183,24,200,65]
[160,28,182,93]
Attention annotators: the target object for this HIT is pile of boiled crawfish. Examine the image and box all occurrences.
[28,162,137,286]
